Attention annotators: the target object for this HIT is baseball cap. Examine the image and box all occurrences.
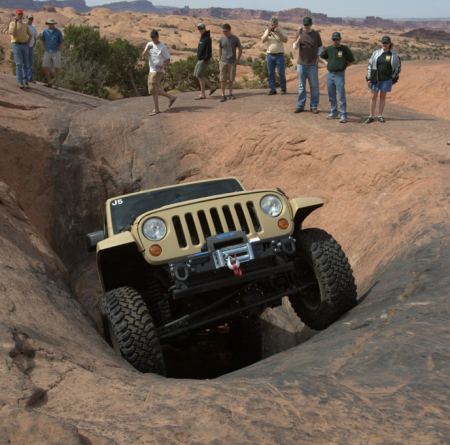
[381,35,391,44]
[332,32,342,41]
[303,16,313,25]
[15,9,24,15]
[45,18,57,24]
[196,22,205,30]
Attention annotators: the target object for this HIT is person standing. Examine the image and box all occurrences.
[41,18,63,88]
[365,36,401,123]
[8,9,31,89]
[218,23,242,102]
[261,17,288,95]
[26,15,38,83]
[142,30,176,116]
[293,16,322,113]
[194,23,216,100]
[320,32,355,123]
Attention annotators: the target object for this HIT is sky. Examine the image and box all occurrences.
[85,0,450,18]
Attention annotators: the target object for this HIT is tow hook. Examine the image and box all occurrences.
[281,237,296,254]
[173,264,189,281]
[226,255,243,277]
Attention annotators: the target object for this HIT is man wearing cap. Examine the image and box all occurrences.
[293,17,322,113]
[194,23,216,100]
[261,17,288,95]
[8,9,32,89]
[40,18,63,88]
[320,32,355,123]
[26,15,38,83]
[142,29,176,116]
[218,23,242,102]
[365,36,401,123]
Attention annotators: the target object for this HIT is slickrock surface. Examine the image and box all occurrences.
[1,73,449,444]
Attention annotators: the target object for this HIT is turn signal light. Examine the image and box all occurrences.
[278,218,289,230]
[149,244,162,256]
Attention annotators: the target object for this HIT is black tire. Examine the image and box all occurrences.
[141,279,172,327]
[101,286,166,375]
[230,315,263,368]
[289,228,357,330]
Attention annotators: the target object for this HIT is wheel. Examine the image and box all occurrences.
[101,286,166,375]
[230,315,263,368]
[289,228,357,330]
[141,279,171,327]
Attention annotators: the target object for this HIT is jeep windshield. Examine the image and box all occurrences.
[110,179,244,234]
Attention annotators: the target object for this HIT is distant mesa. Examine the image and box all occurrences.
[401,28,450,43]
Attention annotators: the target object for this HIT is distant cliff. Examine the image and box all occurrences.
[0,0,90,12]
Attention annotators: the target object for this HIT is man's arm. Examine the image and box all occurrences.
[345,47,355,67]
[261,29,269,43]
[278,29,288,43]
[237,38,243,63]
[8,21,17,36]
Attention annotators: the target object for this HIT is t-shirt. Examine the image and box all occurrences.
[218,34,242,63]
[320,45,355,72]
[41,28,63,53]
[28,24,37,47]
[377,51,394,81]
[261,28,287,54]
[144,41,170,73]
[8,20,31,44]
[296,29,322,65]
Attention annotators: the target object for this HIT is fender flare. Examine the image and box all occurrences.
[290,197,324,229]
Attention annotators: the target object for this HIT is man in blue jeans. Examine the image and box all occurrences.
[261,17,288,95]
[293,17,322,113]
[8,9,31,89]
[320,32,355,123]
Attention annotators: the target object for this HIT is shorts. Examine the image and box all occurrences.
[371,79,393,93]
[194,60,209,78]
[42,51,62,69]
[148,71,164,94]
[219,61,237,83]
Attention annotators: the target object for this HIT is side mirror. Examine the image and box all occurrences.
[86,230,105,252]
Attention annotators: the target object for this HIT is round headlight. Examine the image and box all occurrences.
[142,218,167,241]
[260,195,283,217]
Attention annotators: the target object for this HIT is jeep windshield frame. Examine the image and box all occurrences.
[109,179,244,234]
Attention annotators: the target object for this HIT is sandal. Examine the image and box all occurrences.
[149,110,160,116]
[194,96,206,100]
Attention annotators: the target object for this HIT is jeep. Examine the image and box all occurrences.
[87,178,357,374]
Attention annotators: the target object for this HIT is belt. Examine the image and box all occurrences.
[329,70,345,73]
[267,52,284,55]
[13,41,28,44]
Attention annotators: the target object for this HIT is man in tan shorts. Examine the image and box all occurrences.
[218,23,242,102]
[142,30,176,115]
[41,18,63,88]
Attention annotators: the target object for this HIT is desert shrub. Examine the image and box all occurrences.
[164,55,219,91]
[250,52,293,88]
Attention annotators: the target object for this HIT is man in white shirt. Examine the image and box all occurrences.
[26,15,38,83]
[142,30,176,116]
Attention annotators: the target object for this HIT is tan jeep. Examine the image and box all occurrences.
[87,178,357,375]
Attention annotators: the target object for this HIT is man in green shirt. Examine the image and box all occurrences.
[320,32,355,123]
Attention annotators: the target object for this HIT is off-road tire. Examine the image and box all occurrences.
[230,315,262,368]
[101,286,166,375]
[289,228,357,330]
[141,279,171,327]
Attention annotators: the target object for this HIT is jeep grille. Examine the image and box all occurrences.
[172,202,261,248]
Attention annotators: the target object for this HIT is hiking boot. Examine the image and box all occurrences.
[294,108,304,113]
[364,116,375,124]
[378,116,386,123]
[219,96,227,102]
[268,90,277,95]
[339,117,348,123]
[311,108,319,114]
[327,113,338,119]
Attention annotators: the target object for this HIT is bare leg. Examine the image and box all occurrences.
[370,91,378,116]
[220,81,226,97]
[43,67,51,84]
[378,92,387,116]
[152,91,160,113]
[158,88,176,108]
[228,81,233,97]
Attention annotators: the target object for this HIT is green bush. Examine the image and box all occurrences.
[164,56,219,91]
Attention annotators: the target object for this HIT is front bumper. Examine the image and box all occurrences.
[168,235,297,299]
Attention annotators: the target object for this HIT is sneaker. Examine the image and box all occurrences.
[327,113,338,119]
[339,117,348,123]
[280,90,287,95]
[364,116,375,124]
[228,95,236,100]
[311,108,319,114]
[294,108,304,113]
[268,90,277,95]
[18,83,25,89]
[378,116,386,123]
[219,96,227,102]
